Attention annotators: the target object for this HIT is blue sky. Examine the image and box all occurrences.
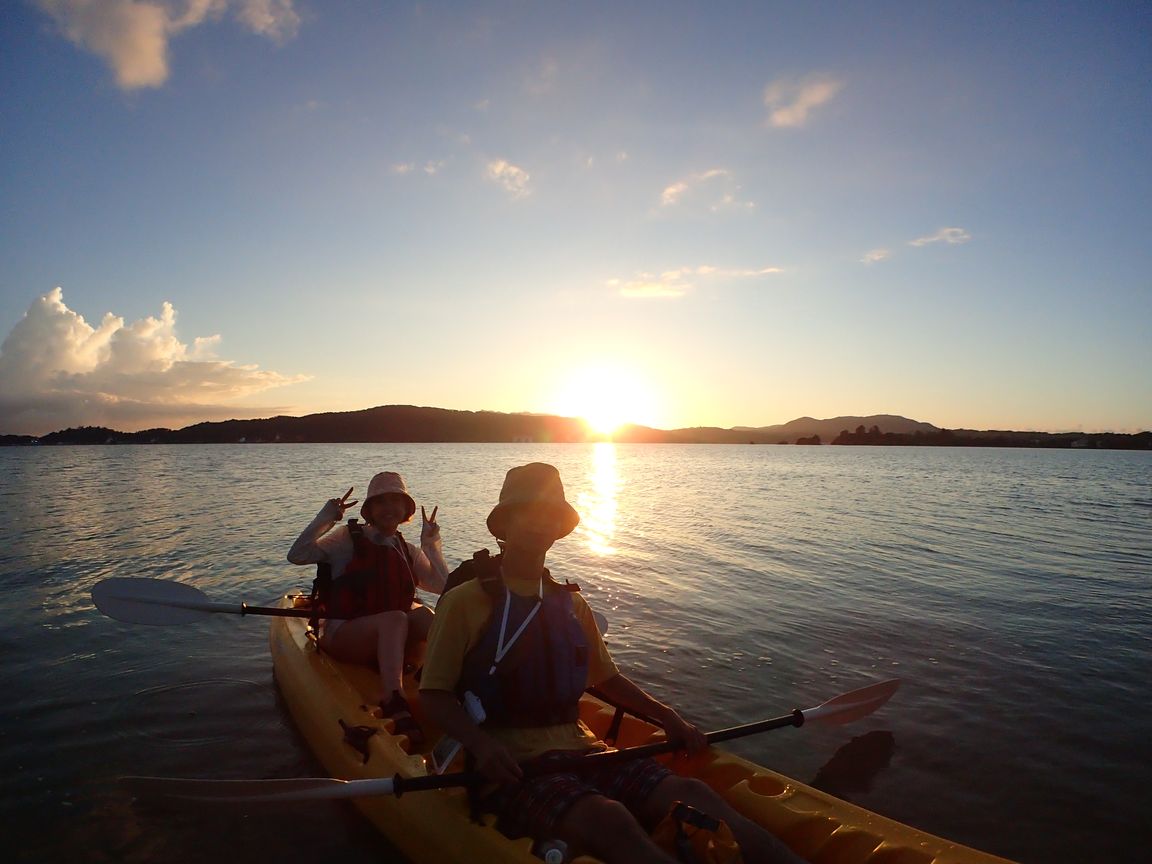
[2,1,1150,436]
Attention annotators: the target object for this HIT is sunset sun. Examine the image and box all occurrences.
[550,365,661,436]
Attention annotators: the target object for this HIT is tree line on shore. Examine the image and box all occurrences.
[2,406,1148,450]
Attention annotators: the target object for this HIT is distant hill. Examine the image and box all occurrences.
[1,406,1148,449]
[0,406,590,446]
[735,414,940,443]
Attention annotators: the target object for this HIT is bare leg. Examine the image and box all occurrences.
[320,610,409,696]
[404,604,435,672]
[555,794,678,864]
[643,775,806,864]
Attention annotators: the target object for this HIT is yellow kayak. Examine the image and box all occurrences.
[268,595,1013,864]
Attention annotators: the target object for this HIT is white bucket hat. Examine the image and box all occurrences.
[360,471,416,522]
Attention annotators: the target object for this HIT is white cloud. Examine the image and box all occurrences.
[0,288,307,435]
[861,248,891,264]
[486,159,531,198]
[909,227,972,247]
[660,168,754,212]
[234,0,299,43]
[660,181,690,207]
[524,58,559,95]
[608,265,781,300]
[763,75,844,128]
[35,0,300,90]
[391,160,445,176]
[608,275,691,299]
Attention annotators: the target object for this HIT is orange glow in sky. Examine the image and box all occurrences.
[547,363,662,436]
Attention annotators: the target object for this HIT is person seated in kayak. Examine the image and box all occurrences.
[420,463,805,864]
[288,470,448,744]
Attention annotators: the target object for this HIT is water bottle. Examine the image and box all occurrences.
[532,838,568,864]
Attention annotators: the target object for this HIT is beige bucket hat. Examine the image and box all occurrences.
[486,462,580,541]
[361,471,416,522]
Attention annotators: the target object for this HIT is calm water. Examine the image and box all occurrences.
[1,443,1148,863]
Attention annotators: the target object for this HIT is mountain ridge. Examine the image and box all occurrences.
[2,404,1148,449]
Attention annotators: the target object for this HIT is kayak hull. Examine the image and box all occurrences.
[268,595,1013,864]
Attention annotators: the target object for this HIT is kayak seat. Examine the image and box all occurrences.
[585,685,666,746]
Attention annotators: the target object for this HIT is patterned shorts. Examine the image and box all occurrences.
[492,749,672,839]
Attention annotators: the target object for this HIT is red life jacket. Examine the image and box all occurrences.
[322,520,417,619]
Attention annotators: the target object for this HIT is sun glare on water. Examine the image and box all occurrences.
[550,364,661,436]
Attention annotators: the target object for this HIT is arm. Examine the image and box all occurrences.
[592,673,708,754]
[420,690,522,783]
[416,505,449,593]
[418,586,520,781]
[286,488,357,565]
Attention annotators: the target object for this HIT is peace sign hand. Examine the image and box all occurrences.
[321,487,358,522]
[420,504,441,544]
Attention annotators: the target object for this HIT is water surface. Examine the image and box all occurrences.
[2,443,1148,863]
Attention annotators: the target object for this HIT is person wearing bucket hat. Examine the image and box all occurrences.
[485,462,580,542]
[288,470,449,744]
[419,463,804,864]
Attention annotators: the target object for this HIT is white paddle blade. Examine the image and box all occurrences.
[592,609,609,635]
[92,577,214,625]
[121,775,397,803]
[802,678,900,726]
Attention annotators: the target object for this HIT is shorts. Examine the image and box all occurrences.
[491,749,672,839]
[320,618,347,639]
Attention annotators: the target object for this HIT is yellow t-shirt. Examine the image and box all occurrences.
[420,574,619,761]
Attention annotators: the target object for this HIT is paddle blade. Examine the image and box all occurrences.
[92,577,213,625]
[592,609,609,636]
[121,775,397,803]
[801,678,900,726]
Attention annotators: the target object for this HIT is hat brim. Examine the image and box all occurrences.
[362,493,416,522]
[487,502,580,541]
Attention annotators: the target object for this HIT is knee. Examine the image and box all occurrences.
[561,796,646,847]
[371,610,409,628]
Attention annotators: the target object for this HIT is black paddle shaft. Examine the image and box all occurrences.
[237,604,314,618]
[389,709,804,797]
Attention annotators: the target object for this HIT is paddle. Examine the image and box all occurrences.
[91,577,313,625]
[121,678,899,803]
[91,577,610,634]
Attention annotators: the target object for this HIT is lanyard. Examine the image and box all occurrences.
[489,577,543,675]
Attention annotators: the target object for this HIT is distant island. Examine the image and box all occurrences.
[1,406,1148,450]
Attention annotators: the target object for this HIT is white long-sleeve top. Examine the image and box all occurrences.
[287,501,449,595]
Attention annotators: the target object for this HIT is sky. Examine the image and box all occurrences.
[1,0,1150,437]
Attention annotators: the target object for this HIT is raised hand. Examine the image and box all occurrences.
[420,505,441,544]
[322,487,358,522]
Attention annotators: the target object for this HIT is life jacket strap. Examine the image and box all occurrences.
[309,561,332,633]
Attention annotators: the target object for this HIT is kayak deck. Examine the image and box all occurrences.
[269,595,1013,864]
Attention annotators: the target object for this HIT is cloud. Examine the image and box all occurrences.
[861,248,891,264]
[763,75,844,128]
[909,227,972,247]
[234,0,299,42]
[659,168,754,212]
[608,265,781,299]
[391,160,445,176]
[35,0,300,90]
[524,58,559,95]
[486,159,531,198]
[0,288,307,435]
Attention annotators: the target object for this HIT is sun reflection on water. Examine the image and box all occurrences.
[577,442,619,556]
